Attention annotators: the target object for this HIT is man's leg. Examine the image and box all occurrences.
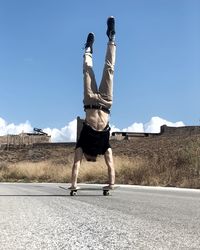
[83,33,99,105]
[98,17,116,109]
[98,42,116,108]
[104,148,115,188]
[69,147,83,189]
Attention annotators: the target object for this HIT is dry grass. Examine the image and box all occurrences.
[0,157,133,184]
[0,135,200,188]
[0,151,199,188]
[0,156,143,184]
[0,161,71,183]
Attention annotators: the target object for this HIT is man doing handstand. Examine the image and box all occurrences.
[69,16,116,190]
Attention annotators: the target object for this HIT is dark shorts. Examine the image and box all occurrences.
[76,123,111,156]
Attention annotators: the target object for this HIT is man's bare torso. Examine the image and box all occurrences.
[85,109,109,131]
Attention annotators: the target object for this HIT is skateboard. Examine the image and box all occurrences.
[59,185,119,196]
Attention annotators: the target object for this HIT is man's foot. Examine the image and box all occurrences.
[85,32,95,54]
[106,16,115,42]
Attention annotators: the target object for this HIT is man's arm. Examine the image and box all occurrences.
[104,148,115,187]
[70,147,83,188]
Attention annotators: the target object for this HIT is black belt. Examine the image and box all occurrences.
[84,105,110,114]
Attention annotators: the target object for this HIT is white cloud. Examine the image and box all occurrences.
[143,116,185,133]
[122,122,144,133]
[0,116,185,143]
[121,116,185,134]
[110,124,120,134]
[43,119,77,142]
[0,117,32,136]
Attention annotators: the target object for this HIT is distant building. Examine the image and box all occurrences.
[0,128,51,147]
[111,125,200,140]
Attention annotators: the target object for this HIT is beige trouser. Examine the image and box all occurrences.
[83,42,116,109]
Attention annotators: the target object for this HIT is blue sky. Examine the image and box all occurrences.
[0,0,200,134]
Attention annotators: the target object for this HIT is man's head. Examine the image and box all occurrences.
[84,153,97,162]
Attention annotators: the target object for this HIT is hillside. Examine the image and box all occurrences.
[0,134,200,188]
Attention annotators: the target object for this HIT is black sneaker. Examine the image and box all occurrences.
[106,16,115,41]
[85,32,95,53]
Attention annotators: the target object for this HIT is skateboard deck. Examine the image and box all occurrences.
[59,185,119,196]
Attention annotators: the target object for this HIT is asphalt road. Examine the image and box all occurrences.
[0,183,199,250]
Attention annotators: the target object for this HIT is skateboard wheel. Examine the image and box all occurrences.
[70,190,77,196]
[103,190,109,196]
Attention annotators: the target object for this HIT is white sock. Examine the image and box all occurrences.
[85,47,91,53]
